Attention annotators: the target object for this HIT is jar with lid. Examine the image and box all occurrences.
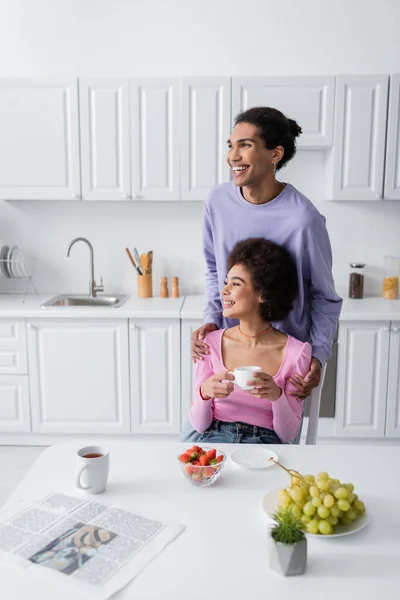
[382,256,400,300]
[348,263,365,299]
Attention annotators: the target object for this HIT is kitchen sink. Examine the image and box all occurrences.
[41,294,129,308]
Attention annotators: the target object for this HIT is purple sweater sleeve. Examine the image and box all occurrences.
[189,349,215,433]
[304,221,342,365]
[272,342,312,443]
[203,202,222,328]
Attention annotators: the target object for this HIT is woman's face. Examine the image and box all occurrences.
[222,263,263,319]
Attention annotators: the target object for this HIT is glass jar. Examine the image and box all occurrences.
[348,263,365,299]
[382,256,400,300]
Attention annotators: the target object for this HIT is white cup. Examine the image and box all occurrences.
[75,446,110,494]
[229,366,262,390]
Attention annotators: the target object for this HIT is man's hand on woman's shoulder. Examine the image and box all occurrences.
[289,357,322,400]
[191,323,218,362]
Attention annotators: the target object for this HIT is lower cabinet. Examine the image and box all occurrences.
[129,319,181,434]
[335,320,400,438]
[27,319,130,434]
[386,321,400,437]
[0,375,31,432]
[181,319,202,429]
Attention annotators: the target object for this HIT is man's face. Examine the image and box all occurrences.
[226,122,278,187]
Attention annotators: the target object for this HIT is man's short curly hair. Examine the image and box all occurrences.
[227,238,298,322]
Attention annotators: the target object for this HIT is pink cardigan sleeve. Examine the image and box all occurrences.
[189,346,215,433]
[271,342,312,443]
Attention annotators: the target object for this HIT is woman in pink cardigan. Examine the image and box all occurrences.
[190,237,312,444]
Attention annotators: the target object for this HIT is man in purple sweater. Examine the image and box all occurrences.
[191,106,342,404]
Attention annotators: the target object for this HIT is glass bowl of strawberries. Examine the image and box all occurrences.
[178,445,226,487]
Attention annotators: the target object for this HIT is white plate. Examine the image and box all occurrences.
[230,447,278,469]
[7,245,18,278]
[262,488,369,538]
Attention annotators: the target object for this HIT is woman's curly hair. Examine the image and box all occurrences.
[227,237,298,322]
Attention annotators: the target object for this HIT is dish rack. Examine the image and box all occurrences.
[0,257,37,294]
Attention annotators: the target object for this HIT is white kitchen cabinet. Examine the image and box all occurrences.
[0,375,30,432]
[181,78,231,201]
[129,319,181,433]
[0,319,28,375]
[232,76,335,148]
[386,322,400,437]
[27,319,130,434]
[335,321,390,437]
[326,75,389,201]
[0,78,80,200]
[79,79,131,201]
[130,79,180,201]
[384,74,400,200]
[181,319,203,428]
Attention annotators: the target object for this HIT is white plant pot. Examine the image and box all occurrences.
[269,537,307,576]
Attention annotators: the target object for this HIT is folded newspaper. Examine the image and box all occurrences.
[0,492,185,599]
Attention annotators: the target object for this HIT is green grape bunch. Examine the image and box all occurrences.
[271,459,366,535]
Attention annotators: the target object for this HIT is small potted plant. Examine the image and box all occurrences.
[269,506,307,576]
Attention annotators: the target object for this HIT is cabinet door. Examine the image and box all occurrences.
[0,375,30,432]
[181,319,203,429]
[181,78,231,200]
[232,76,335,148]
[0,78,80,200]
[386,322,400,437]
[0,319,28,375]
[335,321,390,437]
[326,75,388,201]
[27,319,130,433]
[79,78,131,201]
[130,79,179,201]
[384,74,400,200]
[129,319,180,433]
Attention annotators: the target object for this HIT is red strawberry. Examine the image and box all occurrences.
[185,448,194,455]
[193,445,202,454]
[199,455,209,466]
[206,448,216,459]
[192,460,201,466]
[179,453,190,463]
[216,455,224,463]
[184,465,193,475]
[188,452,199,461]
[202,467,214,478]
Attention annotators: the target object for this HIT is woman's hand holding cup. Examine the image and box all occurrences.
[200,371,234,400]
[247,371,282,401]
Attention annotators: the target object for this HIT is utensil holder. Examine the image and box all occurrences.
[138,273,153,298]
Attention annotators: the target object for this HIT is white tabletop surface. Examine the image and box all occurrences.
[1,441,400,599]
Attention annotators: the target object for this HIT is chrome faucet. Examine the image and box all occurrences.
[67,237,104,298]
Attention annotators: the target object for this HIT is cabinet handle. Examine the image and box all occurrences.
[122,194,128,200]
[392,327,399,333]
[131,192,141,199]
[383,326,390,332]
[27,323,34,329]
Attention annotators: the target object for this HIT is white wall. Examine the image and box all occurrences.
[1,0,400,297]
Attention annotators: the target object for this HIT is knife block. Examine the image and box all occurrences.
[137,273,153,298]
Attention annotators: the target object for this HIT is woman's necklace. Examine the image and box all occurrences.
[238,323,272,339]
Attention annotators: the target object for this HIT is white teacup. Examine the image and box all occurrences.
[75,446,110,495]
[229,366,262,390]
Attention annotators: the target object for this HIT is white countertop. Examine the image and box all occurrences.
[1,293,400,320]
[181,294,400,321]
[0,294,185,319]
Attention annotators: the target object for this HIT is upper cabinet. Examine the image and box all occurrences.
[181,78,231,201]
[0,78,80,200]
[130,78,180,201]
[384,74,400,200]
[326,75,389,201]
[232,76,335,148]
[79,78,131,201]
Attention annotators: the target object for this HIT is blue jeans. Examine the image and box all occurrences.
[197,420,282,445]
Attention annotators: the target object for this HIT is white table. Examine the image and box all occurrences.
[1,441,400,599]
